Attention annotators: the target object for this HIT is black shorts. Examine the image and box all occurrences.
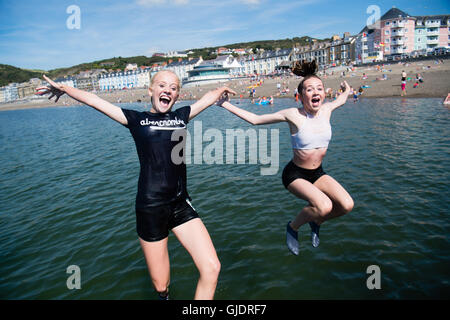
[136,198,199,242]
[282,160,326,189]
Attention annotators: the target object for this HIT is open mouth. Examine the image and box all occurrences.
[311,97,321,106]
[159,95,171,107]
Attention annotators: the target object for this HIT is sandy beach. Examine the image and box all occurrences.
[1,58,449,112]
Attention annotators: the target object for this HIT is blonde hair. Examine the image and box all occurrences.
[149,70,180,90]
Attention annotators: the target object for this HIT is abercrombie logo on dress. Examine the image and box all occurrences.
[140,117,186,130]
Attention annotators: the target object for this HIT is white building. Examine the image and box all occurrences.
[98,69,153,91]
[125,63,138,71]
[241,48,293,75]
[54,76,77,88]
[165,58,203,83]
[137,68,151,88]
[211,55,244,76]
[0,83,19,102]
[166,51,188,58]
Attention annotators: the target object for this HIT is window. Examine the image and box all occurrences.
[386,22,390,25]
[385,30,390,35]
[386,39,390,43]
[405,28,408,32]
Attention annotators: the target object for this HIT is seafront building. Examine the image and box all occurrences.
[242,48,293,75]
[165,57,203,83]
[98,69,153,91]
[414,21,428,51]
[17,82,37,99]
[0,83,19,103]
[358,7,416,59]
[415,15,450,52]
[0,88,4,103]
[355,32,384,64]
[291,34,356,67]
[182,62,231,88]
[357,7,450,61]
[211,55,244,76]
[54,77,77,89]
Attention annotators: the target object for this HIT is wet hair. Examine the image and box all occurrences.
[291,60,321,94]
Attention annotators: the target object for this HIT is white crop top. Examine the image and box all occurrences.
[291,110,332,150]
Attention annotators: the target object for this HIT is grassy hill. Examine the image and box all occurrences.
[0,64,43,87]
[188,36,327,59]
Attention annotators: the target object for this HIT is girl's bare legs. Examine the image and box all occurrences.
[139,237,170,298]
[313,175,354,222]
[172,218,220,300]
[287,179,333,230]
[286,175,353,253]
[288,175,354,229]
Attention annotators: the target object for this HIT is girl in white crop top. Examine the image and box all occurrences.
[291,110,332,150]
[218,60,354,256]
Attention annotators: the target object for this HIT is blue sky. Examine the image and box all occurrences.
[0,0,449,70]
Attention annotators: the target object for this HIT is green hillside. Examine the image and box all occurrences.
[188,36,326,59]
[0,64,43,87]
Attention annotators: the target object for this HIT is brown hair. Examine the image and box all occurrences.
[291,60,321,94]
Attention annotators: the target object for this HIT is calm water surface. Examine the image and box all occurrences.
[0,98,449,299]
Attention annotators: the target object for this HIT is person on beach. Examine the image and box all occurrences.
[36,72,236,300]
[443,93,450,105]
[401,78,407,96]
[413,73,423,88]
[217,60,354,255]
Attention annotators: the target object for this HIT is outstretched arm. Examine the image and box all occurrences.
[36,75,128,125]
[189,87,237,120]
[326,81,351,112]
[218,94,287,125]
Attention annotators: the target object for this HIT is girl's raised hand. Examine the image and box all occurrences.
[341,81,350,93]
[36,75,66,102]
[216,91,230,107]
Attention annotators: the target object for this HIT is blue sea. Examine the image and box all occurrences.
[0,98,449,299]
